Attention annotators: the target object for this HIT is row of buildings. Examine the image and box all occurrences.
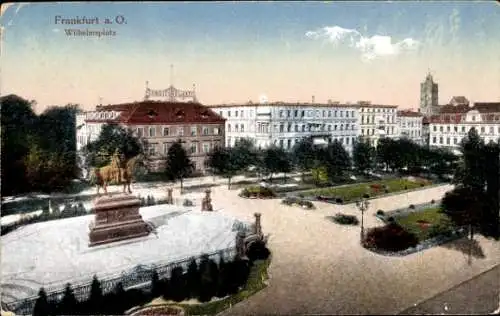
[76,74,500,174]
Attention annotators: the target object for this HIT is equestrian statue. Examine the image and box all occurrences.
[90,149,144,195]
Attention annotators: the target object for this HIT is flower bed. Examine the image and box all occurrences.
[362,223,419,252]
[281,197,315,210]
[331,213,359,226]
[300,177,433,204]
[239,186,277,199]
[128,305,185,316]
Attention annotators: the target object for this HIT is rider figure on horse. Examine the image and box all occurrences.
[111,149,126,183]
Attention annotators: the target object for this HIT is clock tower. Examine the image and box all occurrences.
[419,71,439,117]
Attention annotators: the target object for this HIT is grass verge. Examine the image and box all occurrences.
[394,207,454,241]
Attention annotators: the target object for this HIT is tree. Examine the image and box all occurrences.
[206,146,240,189]
[1,95,37,195]
[482,141,500,239]
[261,145,292,183]
[58,283,78,315]
[169,266,187,302]
[441,186,485,240]
[83,123,145,169]
[164,139,194,193]
[197,256,219,302]
[321,140,351,181]
[33,288,50,316]
[186,258,200,299]
[88,275,103,311]
[233,138,259,170]
[291,137,317,179]
[151,270,162,299]
[352,138,374,174]
[375,138,393,171]
[216,256,229,298]
[459,128,486,190]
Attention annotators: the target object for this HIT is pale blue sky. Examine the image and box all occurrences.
[2,2,499,111]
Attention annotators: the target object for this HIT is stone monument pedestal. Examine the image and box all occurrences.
[88,194,150,247]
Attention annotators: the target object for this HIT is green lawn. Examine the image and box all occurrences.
[300,178,432,203]
[394,207,455,241]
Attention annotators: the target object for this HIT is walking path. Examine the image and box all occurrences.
[198,184,500,315]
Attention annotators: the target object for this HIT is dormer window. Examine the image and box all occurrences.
[147,109,158,119]
[175,109,185,119]
[201,110,210,119]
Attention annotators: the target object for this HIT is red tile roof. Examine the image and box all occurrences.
[92,101,225,124]
[471,102,500,113]
[438,104,470,114]
[397,110,423,117]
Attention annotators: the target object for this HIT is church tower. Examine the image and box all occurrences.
[419,72,439,116]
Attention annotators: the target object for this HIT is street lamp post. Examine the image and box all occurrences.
[356,199,370,242]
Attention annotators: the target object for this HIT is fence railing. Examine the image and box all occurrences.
[4,246,236,315]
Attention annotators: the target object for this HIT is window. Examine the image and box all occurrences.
[346,111,349,118]
[447,126,450,132]
[235,124,239,132]
[227,124,231,132]
[163,143,168,154]
[302,125,305,132]
[462,126,466,132]
[433,126,437,132]
[214,127,220,135]
[346,137,350,145]
[280,124,284,132]
[279,110,284,117]
[433,137,437,144]
[361,129,365,135]
[240,125,244,132]
[148,144,156,156]
[301,110,305,117]
[287,110,291,117]
[235,111,238,117]
[346,123,350,130]
[163,127,169,136]
[481,127,485,134]
[327,125,331,131]
[328,111,332,117]
[219,111,222,116]
[203,142,210,153]
[472,115,476,121]
[294,110,298,117]
[454,126,458,132]
[446,137,450,145]
[340,124,343,131]
[340,111,343,118]
[190,143,197,154]
[322,110,326,117]
[191,126,197,136]
[351,111,354,117]
[295,125,299,132]
[287,139,292,149]
[137,127,144,137]
[228,111,231,117]
[149,127,156,137]
[240,110,243,117]
[279,139,284,148]
[334,125,338,130]
[202,126,209,135]
[454,138,458,144]
[177,127,184,136]
[490,127,494,134]
[287,124,292,132]
[334,111,337,117]
[439,137,443,144]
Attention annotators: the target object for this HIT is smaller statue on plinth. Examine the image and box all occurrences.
[201,189,213,211]
[166,187,174,204]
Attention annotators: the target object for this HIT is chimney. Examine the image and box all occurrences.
[312,95,315,104]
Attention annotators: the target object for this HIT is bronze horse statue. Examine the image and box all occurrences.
[90,154,144,195]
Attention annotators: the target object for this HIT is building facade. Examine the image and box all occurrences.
[419,73,439,116]
[358,101,398,147]
[76,98,225,175]
[428,102,500,153]
[208,101,361,153]
[396,110,424,145]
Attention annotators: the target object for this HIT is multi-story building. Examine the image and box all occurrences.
[358,101,398,147]
[419,72,439,116]
[428,102,500,153]
[208,100,361,153]
[76,83,225,176]
[396,110,424,145]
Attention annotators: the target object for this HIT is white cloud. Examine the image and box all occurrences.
[305,25,420,62]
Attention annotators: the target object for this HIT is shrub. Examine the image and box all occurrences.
[246,240,271,261]
[363,193,370,199]
[387,216,395,223]
[362,223,419,252]
[376,210,385,216]
[299,200,315,209]
[332,213,359,225]
[240,186,276,199]
[384,189,390,194]
[183,199,194,207]
[404,185,408,190]
[281,197,299,205]
[409,204,415,209]
[431,199,436,204]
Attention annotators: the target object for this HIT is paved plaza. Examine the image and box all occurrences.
[184,183,500,315]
